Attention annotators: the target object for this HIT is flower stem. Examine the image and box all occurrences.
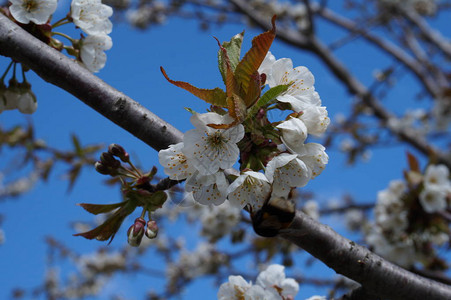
[52,17,70,28]
[1,61,14,82]
[52,31,75,43]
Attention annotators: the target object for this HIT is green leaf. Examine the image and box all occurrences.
[247,84,290,119]
[218,31,244,84]
[72,134,83,156]
[67,163,82,193]
[234,16,276,106]
[74,199,137,243]
[184,107,197,114]
[160,67,227,107]
[77,201,127,215]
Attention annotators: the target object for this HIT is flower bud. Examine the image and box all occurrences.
[108,143,130,162]
[127,217,146,247]
[100,152,121,169]
[94,161,111,175]
[145,220,158,239]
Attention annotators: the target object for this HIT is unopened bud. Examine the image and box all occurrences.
[108,144,130,162]
[127,217,146,247]
[145,220,158,239]
[100,152,121,169]
[94,161,110,175]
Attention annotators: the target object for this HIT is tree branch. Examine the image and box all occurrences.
[0,13,183,152]
[280,211,451,300]
[2,10,451,300]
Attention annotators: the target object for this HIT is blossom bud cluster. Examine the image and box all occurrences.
[127,217,159,246]
[159,51,329,211]
[365,164,451,268]
[218,264,299,300]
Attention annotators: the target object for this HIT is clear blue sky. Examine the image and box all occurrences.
[1,2,449,299]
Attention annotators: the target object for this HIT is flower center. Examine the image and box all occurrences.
[23,0,38,12]
[207,131,226,149]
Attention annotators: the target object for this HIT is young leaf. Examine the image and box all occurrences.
[218,31,244,84]
[78,201,127,215]
[74,199,137,243]
[234,16,276,106]
[160,67,228,107]
[208,93,247,129]
[247,84,290,119]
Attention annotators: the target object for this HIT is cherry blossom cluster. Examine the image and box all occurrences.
[159,50,329,211]
[217,264,299,300]
[365,164,450,268]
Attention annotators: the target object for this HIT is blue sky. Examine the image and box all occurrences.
[1,2,449,299]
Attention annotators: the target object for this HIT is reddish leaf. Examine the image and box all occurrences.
[406,151,420,173]
[160,67,227,107]
[234,15,276,107]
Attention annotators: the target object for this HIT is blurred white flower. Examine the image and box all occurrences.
[256,264,299,299]
[423,164,451,189]
[17,90,37,114]
[80,34,113,72]
[305,296,327,300]
[227,171,271,209]
[302,200,319,220]
[158,142,195,180]
[419,184,447,213]
[218,275,252,300]
[183,112,244,175]
[9,0,57,24]
[71,0,113,35]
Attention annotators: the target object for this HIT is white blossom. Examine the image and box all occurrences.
[80,34,113,73]
[305,296,327,300]
[218,275,252,300]
[185,171,228,205]
[419,184,448,213]
[299,105,330,136]
[295,143,328,179]
[9,0,57,24]
[265,153,311,198]
[260,55,319,112]
[17,90,37,114]
[277,117,308,154]
[71,0,113,35]
[183,112,244,175]
[423,164,451,189]
[227,171,271,209]
[158,142,195,180]
[256,264,299,299]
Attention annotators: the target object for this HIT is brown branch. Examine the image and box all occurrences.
[280,211,451,300]
[2,9,451,300]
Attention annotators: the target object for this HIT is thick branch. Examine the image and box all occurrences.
[280,211,451,300]
[2,10,451,300]
[0,13,183,151]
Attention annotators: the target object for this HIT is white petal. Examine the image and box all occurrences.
[277,117,308,153]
